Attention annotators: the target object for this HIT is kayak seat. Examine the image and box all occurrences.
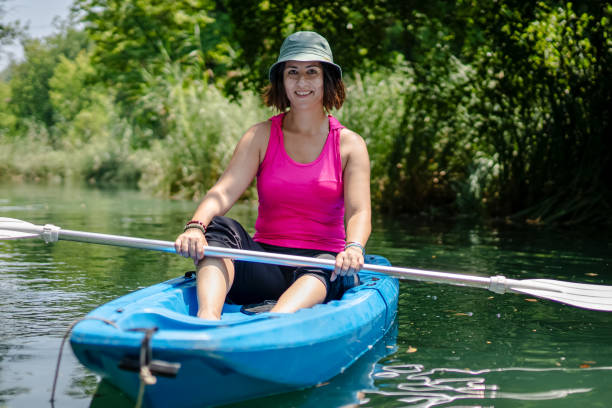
[240,300,277,315]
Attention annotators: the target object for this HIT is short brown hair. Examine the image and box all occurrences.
[263,62,346,111]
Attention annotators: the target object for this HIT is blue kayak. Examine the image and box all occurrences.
[70,255,399,407]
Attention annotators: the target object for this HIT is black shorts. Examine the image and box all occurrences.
[204,216,358,305]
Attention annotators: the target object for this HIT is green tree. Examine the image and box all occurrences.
[222,0,396,95]
[466,1,612,224]
[8,25,88,133]
[222,0,611,224]
[8,39,57,127]
[73,0,233,103]
[49,49,116,148]
[220,0,486,93]
[49,50,97,122]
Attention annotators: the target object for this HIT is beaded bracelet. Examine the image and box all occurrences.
[344,241,365,256]
[184,220,207,235]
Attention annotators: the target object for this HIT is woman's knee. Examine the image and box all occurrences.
[196,257,235,290]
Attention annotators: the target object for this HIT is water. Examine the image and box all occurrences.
[1,183,611,407]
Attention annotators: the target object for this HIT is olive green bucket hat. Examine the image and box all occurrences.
[269,31,342,82]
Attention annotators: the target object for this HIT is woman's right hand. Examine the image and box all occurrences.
[175,228,208,265]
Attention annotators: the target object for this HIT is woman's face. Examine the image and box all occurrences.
[283,60,324,109]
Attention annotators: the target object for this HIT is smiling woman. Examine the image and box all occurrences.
[173,31,372,320]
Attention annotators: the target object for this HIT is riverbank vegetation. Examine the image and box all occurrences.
[1,1,610,226]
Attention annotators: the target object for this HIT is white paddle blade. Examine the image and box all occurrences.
[511,279,612,312]
[0,218,40,240]
[0,230,40,239]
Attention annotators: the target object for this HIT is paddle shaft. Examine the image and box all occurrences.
[4,219,612,311]
[66,228,500,287]
[0,221,550,293]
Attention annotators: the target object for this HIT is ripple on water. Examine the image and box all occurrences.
[365,364,612,407]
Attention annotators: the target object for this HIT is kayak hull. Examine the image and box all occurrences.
[70,255,399,407]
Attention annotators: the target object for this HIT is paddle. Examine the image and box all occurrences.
[2,217,612,312]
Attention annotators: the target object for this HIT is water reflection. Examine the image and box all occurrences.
[366,364,611,407]
[1,183,612,407]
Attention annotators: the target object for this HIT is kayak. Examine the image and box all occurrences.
[70,255,399,407]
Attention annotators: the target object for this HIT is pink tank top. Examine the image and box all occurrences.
[253,113,346,252]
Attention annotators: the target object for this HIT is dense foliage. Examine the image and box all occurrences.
[1,0,610,226]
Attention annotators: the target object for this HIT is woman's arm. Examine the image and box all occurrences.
[332,128,371,281]
[175,121,270,263]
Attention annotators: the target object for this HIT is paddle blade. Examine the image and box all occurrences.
[0,230,39,240]
[0,218,41,240]
[511,279,612,312]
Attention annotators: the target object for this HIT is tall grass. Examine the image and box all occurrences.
[0,92,141,186]
[1,61,269,195]
[136,62,269,200]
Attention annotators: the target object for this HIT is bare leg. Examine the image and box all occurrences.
[196,257,234,320]
[270,275,327,313]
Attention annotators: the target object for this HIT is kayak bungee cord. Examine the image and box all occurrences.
[133,327,160,408]
[50,317,119,405]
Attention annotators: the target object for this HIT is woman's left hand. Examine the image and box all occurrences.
[331,246,364,281]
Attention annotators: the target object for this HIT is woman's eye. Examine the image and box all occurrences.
[285,68,320,77]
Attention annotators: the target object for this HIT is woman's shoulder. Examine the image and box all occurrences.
[236,120,273,164]
[339,127,368,168]
[242,120,272,142]
[250,119,272,134]
[339,127,366,150]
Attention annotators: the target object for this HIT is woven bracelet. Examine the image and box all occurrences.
[344,241,365,256]
[184,220,207,235]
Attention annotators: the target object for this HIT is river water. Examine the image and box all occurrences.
[1,183,611,408]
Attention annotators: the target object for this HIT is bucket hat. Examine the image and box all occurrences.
[269,31,342,82]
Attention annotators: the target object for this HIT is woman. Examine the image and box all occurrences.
[175,31,371,320]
